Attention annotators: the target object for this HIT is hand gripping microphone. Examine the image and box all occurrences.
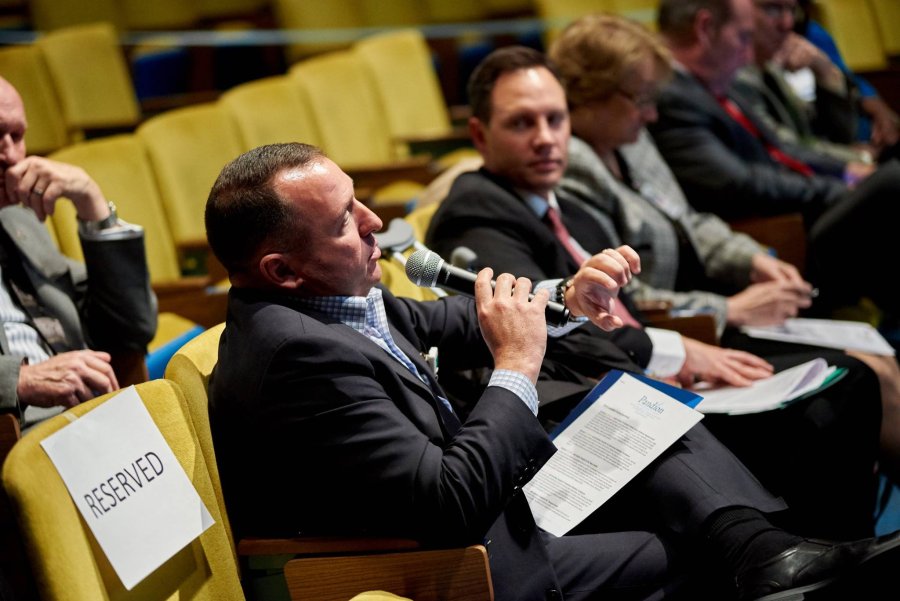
[405,249,570,327]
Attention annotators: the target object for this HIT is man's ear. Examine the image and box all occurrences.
[258,253,304,290]
[695,8,716,48]
[469,116,487,154]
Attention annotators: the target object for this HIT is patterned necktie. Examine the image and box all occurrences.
[544,205,642,328]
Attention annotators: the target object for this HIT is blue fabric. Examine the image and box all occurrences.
[145,324,205,380]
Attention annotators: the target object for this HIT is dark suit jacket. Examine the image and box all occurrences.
[0,206,156,419]
[426,168,652,379]
[649,70,846,222]
[210,285,790,601]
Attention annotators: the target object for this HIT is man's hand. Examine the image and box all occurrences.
[727,281,813,327]
[475,268,548,384]
[17,350,119,409]
[565,245,641,331]
[676,338,773,389]
[776,33,845,93]
[749,252,807,285]
[1,156,108,222]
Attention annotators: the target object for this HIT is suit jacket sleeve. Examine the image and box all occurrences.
[426,171,652,376]
[649,71,846,221]
[210,289,556,544]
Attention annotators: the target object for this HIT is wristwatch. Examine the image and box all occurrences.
[77,201,118,234]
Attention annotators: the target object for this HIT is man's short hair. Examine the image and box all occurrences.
[205,142,324,276]
[550,13,673,111]
[467,45,563,123]
[658,0,734,46]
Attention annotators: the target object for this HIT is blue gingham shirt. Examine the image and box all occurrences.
[296,287,539,415]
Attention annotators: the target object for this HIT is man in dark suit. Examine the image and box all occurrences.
[424,45,887,541]
[648,0,900,315]
[0,76,156,430]
[206,141,900,601]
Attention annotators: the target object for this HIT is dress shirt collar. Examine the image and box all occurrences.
[294,287,385,336]
[521,189,560,220]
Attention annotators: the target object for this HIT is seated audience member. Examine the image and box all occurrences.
[548,12,900,481]
[794,0,900,159]
[736,0,874,167]
[0,76,156,430]
[425,45,885,540]
[648,0,900,319]
[206,141,900,601]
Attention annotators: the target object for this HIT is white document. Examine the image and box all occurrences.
[41,386,215,590]
[742,318,895,356]
[524,371,703,537]
[694,358,836,415]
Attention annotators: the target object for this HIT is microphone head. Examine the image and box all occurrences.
[405,249,445,287]
[450,246,478,270]
[373,218,415,253]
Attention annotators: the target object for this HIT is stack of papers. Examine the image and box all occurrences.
[742,318,895,356]
[694,358,843,415]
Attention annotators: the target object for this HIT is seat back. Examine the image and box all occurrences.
[137,102,244,248]
[0,45,73,155]
[867,0,900,57]
[284,545,493,601]
[814,0,888,72]
[164,323,233,555]
[119,0,199,29]
[534,0,615,46]
[35,21,142,132]
[48,134,182,284]
[290,50,397,169]
[354,29,452,157]
[1,379,244,601]
[219,74,323,151]
[28,0,124,32]
[273,0,363,64]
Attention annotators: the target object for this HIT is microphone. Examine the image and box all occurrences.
[405,249,570,327]
[450,246,478,270]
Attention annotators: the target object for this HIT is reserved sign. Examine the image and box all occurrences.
[41,386,214,589]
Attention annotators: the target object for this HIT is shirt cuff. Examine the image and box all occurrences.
[535,278,587,338]
[78,219,143,242]
[488,368,539,416]
[644,327,686,378]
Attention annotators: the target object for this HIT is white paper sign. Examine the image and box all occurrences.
[524,371,703,537]
[40,386,214,590]
[742,318,895,356]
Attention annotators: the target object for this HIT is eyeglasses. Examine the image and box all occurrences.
[615,88,658,109]
[754,1,803,21]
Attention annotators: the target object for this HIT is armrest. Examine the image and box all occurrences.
[728,213,807,272]
[345,156,440,188]
[283,544,493,601]
[110,349,149,388]
[401,128,474,160]
[634,299,673,321]
[237,536,420,557]
[155,282,229,330]
[648,314,719,346]
[177,238,228,283]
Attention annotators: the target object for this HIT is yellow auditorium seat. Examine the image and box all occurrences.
[1,379,246,601]
[813,0,888,72]
[219,74,323,150]
[611,0,659,31]
[272,0,363,64]
[534,0,616,47]
[359,0,426,27]
[27,0,123,32]
[867,0,900,58]
[137,102,244,262]
[48,134,229,329]
[35,22,142,134]
[0,45,73,155]
[290,49,439,217]
[119,0,199,30]
[354,29,475,162]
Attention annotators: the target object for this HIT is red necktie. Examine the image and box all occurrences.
[545,205,642,328]
[718,96,813,177]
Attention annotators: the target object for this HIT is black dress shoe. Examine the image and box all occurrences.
[735,530,900,600]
